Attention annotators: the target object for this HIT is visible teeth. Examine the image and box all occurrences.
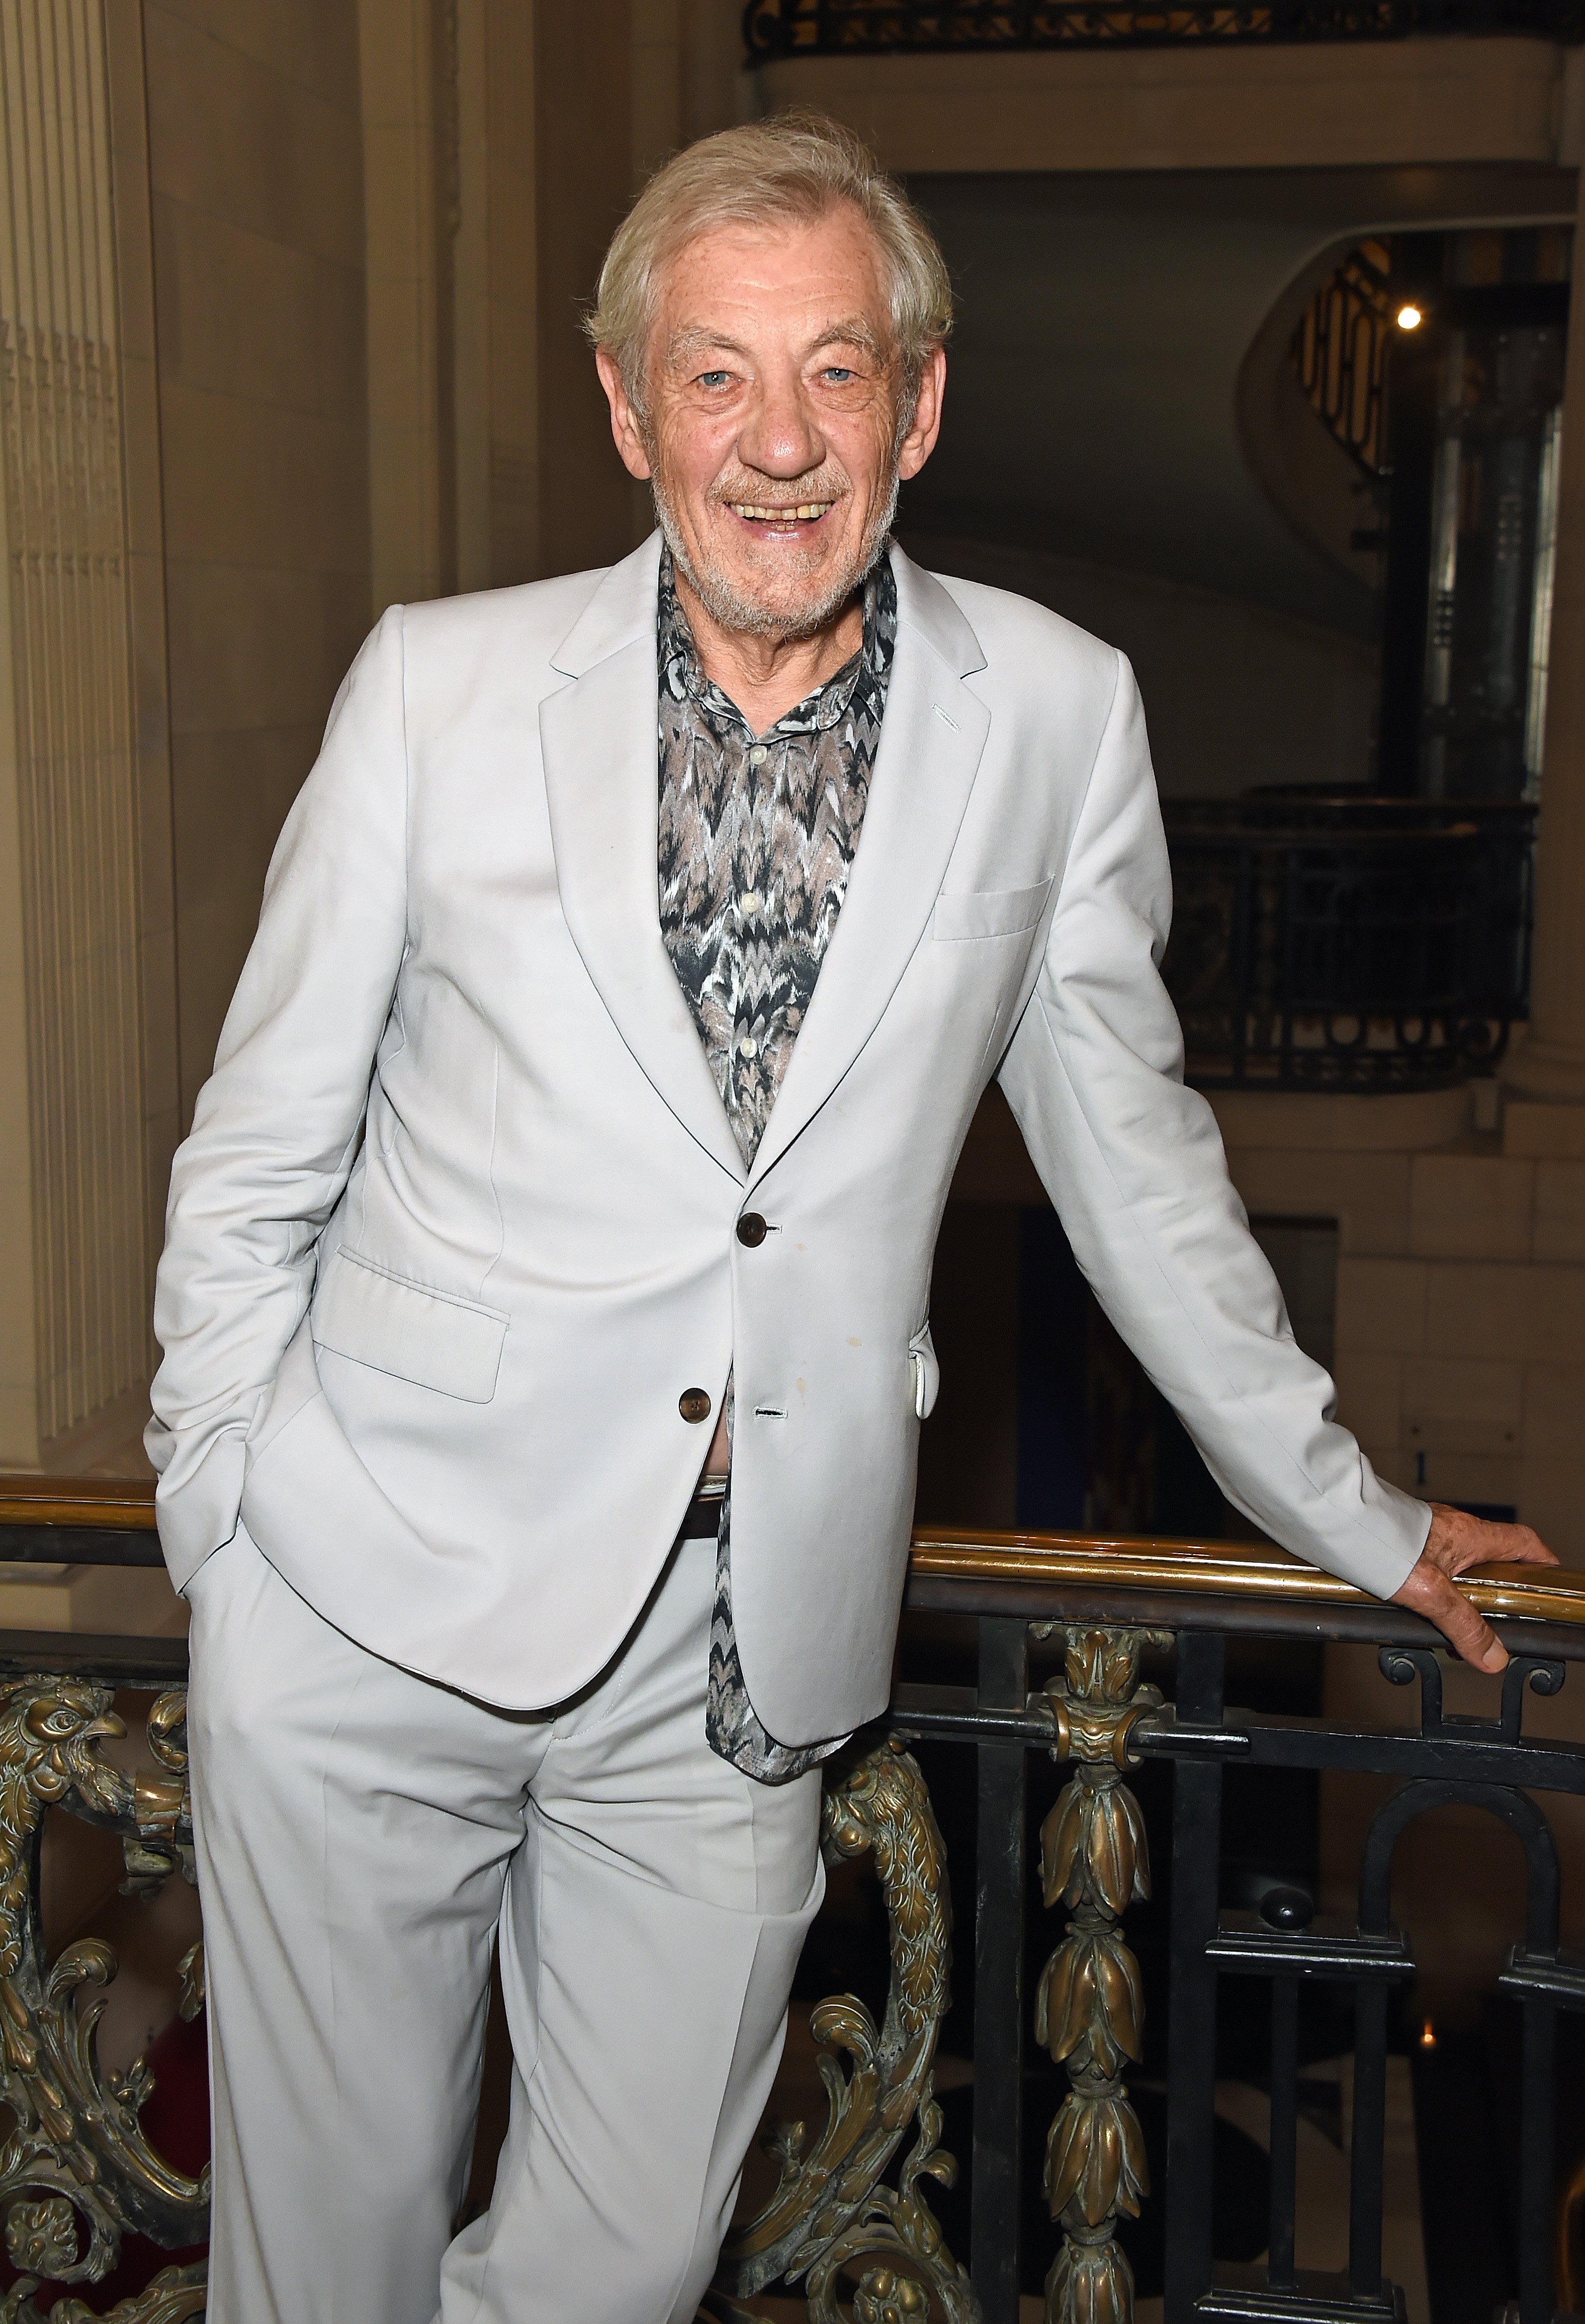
[729,501,833,521]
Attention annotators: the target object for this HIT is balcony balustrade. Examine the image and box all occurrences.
[0,1477,1582,2322]
[742,0,1585,59]
[1161,794,1535,1091]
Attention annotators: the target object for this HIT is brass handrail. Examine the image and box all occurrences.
[908,1523,1585,1629]
[3,1479,1582,1638]
[0,1473,156,1529]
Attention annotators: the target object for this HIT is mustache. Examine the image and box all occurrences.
[706,469,851,510]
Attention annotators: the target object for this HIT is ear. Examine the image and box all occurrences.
[896,344,947,483]
[595,347,653,482]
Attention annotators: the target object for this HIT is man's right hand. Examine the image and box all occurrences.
[1390,1501,1558,1672]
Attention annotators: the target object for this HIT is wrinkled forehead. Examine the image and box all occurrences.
[648,208,893,367]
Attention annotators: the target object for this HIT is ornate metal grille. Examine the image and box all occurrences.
[1291,242,1393,477]
[1161,794,1534,1089]
[743,0,1585,59]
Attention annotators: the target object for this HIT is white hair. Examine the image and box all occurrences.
[585,110,952,415]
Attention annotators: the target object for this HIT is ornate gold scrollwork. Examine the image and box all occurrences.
[712,1733,974,2322]
[0,1676,208,2316]
[0,2262,206,2324]
[1035,1627,1168,2324]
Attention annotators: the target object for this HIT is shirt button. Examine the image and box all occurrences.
[749,744,768,765]
[736,1213,768,1247]
[679,1388,712,1424]
[740,1036,759,1059]
[740,891,760,914]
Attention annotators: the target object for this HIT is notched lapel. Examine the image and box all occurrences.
[540,639,745,1184]
[747,612,991,1190]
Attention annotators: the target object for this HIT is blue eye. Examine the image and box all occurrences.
[822,367,854,383]
[697,371,730,388]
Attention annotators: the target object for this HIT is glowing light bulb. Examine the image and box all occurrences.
[1419,2021,1436,2049]
[1396,303,1424,331]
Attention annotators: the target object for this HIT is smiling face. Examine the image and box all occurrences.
[597,204,944,644]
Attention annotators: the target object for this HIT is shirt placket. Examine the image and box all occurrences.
[732,732,780,1155]
[656,548,893,1780]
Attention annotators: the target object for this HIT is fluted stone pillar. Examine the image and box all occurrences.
[1507,159,1585,1112]
[0,0,153,1465]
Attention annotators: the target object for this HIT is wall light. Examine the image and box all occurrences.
[1396,303,1424,331]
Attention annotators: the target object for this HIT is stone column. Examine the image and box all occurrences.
[1506,156,1585,1110]
[360,0,450,619]
[0,0,153,1464]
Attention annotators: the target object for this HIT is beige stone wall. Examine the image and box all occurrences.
[0,0,155,1467]
[1212,1084,1585,1563]
[901,533,1378,800]
[361,0,447,615]
[106,0,180,1422]
[756,36,1583,177]
[534,1,637,582]
[143,0,372,1117]
[455,0,537,592]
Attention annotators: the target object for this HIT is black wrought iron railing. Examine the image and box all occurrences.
[743,0,1585,60]
[5,1481,1585,2322]
[1161,793,1534,1090]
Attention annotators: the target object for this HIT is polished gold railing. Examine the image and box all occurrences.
[909,1522,1585,1636]
[0,1477,162,1532]
[8,1475,1584,1634]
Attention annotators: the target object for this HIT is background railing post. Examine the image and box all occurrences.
[1163,1630,1225,2324]
[1266,1975,1300,2287]
[972,1614,1030,2324]
[1519,1994,1557,2324]
[1038,1625,1164,2324]
[1347,1983,1389,2297]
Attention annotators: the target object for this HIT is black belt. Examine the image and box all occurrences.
[678,1492,725,1541]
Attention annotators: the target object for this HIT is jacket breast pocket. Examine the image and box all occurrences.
[312,1248,508,1402]
[932,875,1055,943]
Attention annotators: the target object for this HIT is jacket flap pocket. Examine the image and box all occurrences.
[908,1322,940,1420]
[312,1250,507,1403]
[932,876,1055,943]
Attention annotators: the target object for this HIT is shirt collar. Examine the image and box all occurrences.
[657,545,896,739]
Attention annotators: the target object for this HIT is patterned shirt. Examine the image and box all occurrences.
[657,545,898,1780]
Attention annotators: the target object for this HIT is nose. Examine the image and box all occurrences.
[737,364,825,481]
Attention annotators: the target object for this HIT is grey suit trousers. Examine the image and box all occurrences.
[184,1523,825,2324]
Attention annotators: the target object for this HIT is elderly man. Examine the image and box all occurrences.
[147,111,1551,2324]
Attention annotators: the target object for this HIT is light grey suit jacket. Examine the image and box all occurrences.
[146,535,1428,1747]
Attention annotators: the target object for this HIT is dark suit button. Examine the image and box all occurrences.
[679,1388,712,1424]
[736,1213,768,1247]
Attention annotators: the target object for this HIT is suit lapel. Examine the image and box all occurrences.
[746,549,991,1191]
[540,539,747,1184]
[540,538,993,1193]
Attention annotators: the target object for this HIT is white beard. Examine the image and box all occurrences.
[650,468,899,644]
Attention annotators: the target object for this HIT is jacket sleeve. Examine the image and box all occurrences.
[145,606,411,1585]
[997,648,1429,1599]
